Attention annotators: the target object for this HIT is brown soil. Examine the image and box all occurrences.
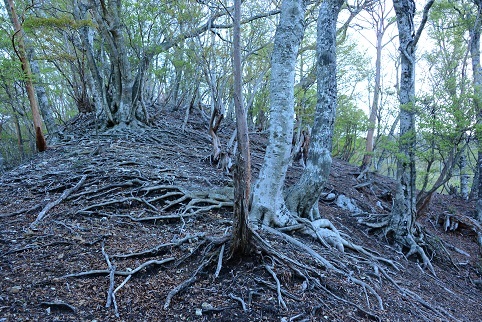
[1,110,481,322]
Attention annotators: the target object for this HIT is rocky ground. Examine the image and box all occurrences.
[1,110,481,321]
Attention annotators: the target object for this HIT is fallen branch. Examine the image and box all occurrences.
[164,256,213,310]
[30,175,87,228]
[112,233,205,259]
[62,257,175,278]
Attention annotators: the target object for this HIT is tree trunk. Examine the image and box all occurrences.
[470,0,482,222]
[389,0,418,248]
[74,0,112,125]
[389,0,433,256]
[89,0,139,128]
[5,0,47,152]
[250,0,306,226]
[416,144,465,214]
[29,54,61,143]
[459,144,469,200]
[285,0,344,220]
[361,4,394,172]
[231,0,252,256]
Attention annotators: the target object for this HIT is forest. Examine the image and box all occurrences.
[1,0,482,321]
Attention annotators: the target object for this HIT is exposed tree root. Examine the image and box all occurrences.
[19,135,457,319]
[229,293,247,312]
[296,217,400,270]
[77,185,233,219]
[377,265,461,321]
[359,213,436,275]
[57,213,463,320]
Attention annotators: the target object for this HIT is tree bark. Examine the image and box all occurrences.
[459,144,469,200]
[285,0,344,220]
[5,0,47,152]
[389,0,434,251]
[231,0,252,256]
[88,0,139,128]
[74,0,112,125]
[250,0,306,226]
[29,54,61,143]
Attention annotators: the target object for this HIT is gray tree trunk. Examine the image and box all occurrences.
[250,0,306,226]
[74,0,111,125]
[470,0,482,222]
[459,145,469,200]
[285,0,344,220]
[390,0,418,247]
[88,0,138,128]
[389,0,434,268]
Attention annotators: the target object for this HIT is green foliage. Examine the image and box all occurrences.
[333,95,369,163]
[337,39,371,102]
[23,16,92,31]
[413,0,477,193]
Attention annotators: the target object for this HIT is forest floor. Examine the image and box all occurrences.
[1,109,482,322]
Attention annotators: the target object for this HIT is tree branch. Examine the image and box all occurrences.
[413,0,435,47]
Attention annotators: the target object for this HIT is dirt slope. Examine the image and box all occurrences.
[1,111,481,322]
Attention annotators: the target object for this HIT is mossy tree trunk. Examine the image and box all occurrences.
[285,0,344,220]
[388,0,434,264]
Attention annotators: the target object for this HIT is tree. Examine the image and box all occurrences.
[231,0,252,256]
[415,2,474,213]
[285,0,345,221]
[4,0,46,152]
[249,0,307,226]
[332,95,369,162]
[360,1,396,173]
[386,0,435,272]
